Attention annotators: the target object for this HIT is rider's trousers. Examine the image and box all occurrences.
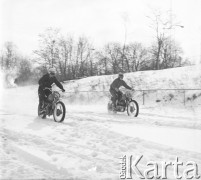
[38,86,51,107]
[109,88,122,107]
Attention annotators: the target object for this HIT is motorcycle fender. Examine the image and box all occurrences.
[52,100,61,110]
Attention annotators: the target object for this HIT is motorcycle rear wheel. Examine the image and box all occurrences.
[53,101,66,122]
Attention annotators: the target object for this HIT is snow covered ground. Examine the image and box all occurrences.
[1,66,201,179]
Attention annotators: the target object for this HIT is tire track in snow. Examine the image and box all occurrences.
[67,110,201,130]
[0,131,71,179]
[1,126,120,179]
[1,109,201,179]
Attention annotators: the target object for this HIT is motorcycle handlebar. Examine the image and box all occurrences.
[43,87,52,91]
[43,88,66,94]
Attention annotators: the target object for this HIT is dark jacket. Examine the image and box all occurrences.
[110,78,132,91]
[38,73,64,90]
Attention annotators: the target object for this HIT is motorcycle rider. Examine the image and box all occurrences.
[110,73,133,109]
[38,67,65,110]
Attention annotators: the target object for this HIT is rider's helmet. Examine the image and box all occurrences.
[118,72,124,79]
[48,67,56,76]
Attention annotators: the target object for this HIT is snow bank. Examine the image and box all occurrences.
[61,65,201,109]
[62,65,201,92]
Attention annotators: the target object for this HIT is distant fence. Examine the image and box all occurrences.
[63,89,201,106]
[138,88,201,106]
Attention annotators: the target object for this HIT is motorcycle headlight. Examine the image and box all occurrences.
[47,94,54,102]
[53,91,60,101]
[125,91,132,99]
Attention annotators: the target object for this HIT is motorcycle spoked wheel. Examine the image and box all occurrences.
[53,101,66,122]
[127,100,139,117]
[38,104,46,119]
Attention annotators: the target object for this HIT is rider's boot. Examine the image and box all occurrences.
[39,102,46,115]
[113,100,118,111]
[40,105,46,119]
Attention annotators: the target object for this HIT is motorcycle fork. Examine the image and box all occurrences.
[126,99,130,109]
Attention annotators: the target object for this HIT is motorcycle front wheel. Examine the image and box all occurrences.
[127,100,139,117]
[53,101,66,122]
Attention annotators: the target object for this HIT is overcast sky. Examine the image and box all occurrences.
[1,0,201,63]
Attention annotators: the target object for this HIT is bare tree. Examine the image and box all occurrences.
[147,10,169,70]
[147,9,184,70]
[96,51,110,75]
[0,42,18,70]
[34,28,61,68]
[57,36,74,80]
[96,41,149,74]
[160,37,183,68]
[75,36,92,77]
[104,42,122,74]
[127,43,149,71]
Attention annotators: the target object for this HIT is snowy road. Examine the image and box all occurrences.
[111,124,201,153]
[65,105,201,153]
[1,86,201,179]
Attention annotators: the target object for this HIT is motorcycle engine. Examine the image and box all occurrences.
[116,100,126,112]
[117,100,126,106]
[116,106,125,112]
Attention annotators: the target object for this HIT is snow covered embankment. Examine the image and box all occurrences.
[61,65,201,107]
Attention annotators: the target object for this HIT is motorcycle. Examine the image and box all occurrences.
[107,91,139,117]
[38,88,66,122]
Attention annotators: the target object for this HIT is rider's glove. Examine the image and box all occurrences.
[62,89,65,92]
